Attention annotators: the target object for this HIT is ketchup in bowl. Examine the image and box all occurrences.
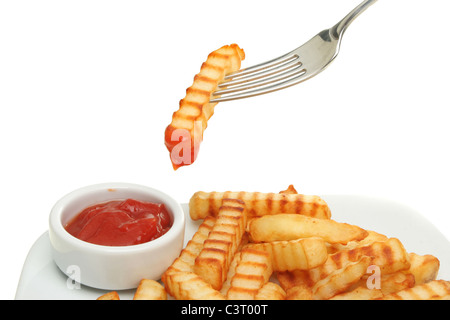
[64,199,172,246]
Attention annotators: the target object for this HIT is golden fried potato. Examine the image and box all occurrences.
[97,291,120,300]
[165,271,225,300]
[217,198,247,244]
[277,270,315,291]
[326,230,388,254]
[356,238,411,274]
[220,250,241,295]
[249,214,368,245]
[245,237,328,271]
[408,252,440,285]
[330,286,383,300]
[380,280,450,300]
[220,233,250,295]
[164,44,245,170]
[285,285,313,300]
[310,238,410,284]
[162,216,216,292]
[226,248,272,300]
[356,270,415,295]
[378,272,415,295]
[189,191,331,220]
[194,200,246,290]
[255,282,286,300]
[133,279,167,300]
[313,256,373,300]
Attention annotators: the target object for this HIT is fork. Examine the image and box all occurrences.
[210,0,377,103]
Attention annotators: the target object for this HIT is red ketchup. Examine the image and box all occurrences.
[65,199,172,246]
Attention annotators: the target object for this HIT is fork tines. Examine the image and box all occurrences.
[210,0,378,103]
[210,53,306,102]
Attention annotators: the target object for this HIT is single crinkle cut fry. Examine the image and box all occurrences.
[194,199,246,290]
[312,256,373,300]
[248,213,368,245]
[380,280,450,300]
[189,191,331,220]
[353,238,410,274]
[225,248,273,300]
[164,44,245,170]
[165,271,225,300]
[245,237,328,271]
[255,282,286,300]
[133,279,167,300]
[407,252,440,285]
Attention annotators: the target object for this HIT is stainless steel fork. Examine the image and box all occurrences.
[210,0,377,103]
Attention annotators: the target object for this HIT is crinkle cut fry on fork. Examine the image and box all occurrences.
[164,44,245,170]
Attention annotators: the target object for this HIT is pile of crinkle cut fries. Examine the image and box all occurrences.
[98,185,450,300]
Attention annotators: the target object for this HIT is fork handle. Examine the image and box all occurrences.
[331,0,377,38]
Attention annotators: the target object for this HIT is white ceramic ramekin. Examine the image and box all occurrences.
[48,182,185,290]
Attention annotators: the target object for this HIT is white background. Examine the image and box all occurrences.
[1,0,449,299]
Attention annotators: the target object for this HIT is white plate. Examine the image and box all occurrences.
[15,196,450,300]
